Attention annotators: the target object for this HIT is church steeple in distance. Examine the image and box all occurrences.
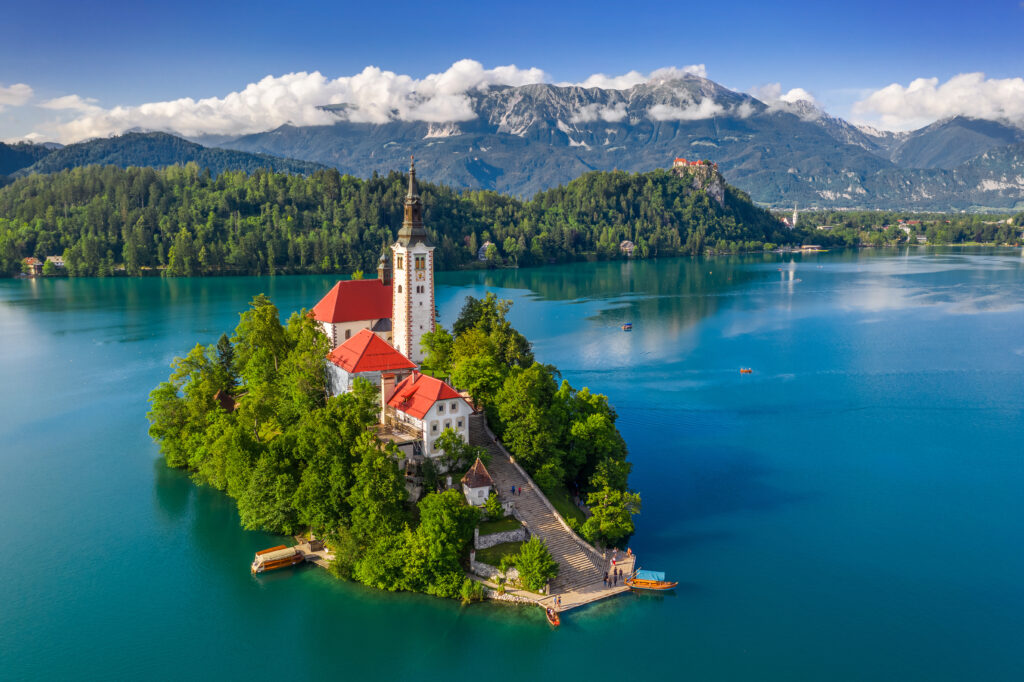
[397,156,432,247]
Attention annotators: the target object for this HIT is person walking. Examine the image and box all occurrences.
[603,572,608,586]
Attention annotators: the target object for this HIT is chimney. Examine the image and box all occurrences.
[381,373,397,413]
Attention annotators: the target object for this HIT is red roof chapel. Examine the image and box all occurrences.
[327,329,417,374]
[311,279,392,324]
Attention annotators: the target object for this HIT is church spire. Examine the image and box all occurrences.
[397,156,432,247]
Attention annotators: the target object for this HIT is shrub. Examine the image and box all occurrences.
[513,537,559,592]
[484,491,504,520]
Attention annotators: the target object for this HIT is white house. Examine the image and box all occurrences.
[384,371,474,461]
[461,458,493,506]
[325,328,417,397]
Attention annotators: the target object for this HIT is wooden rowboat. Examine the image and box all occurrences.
[545,607,561,626]
[625,569,678,591]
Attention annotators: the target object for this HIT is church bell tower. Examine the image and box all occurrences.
[391,158,435,363]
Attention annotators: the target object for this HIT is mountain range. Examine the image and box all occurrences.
[4,74,1024,211]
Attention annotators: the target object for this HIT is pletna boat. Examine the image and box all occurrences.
[621,322,633,331]
[625,569,678,591]
[545,607,561,626]
[740,368,753,374]
[251,545,304,574]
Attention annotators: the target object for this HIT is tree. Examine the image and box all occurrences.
[581,486,641,546]
[405,490,479,597]
[434,427,487,473]
[484,491,504,520]
[347,433,408,543]
[513,537,559,592]
[420,326,454,375]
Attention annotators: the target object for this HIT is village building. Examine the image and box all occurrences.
[461,457,493,506]
[325,328,417,396]
[22,257,42,276]
[477,240,494,260]
[619,239,636,256]
[383,371,473,464]
[45,255,65,268]
[672,157,718,170]
[310,278,393,347]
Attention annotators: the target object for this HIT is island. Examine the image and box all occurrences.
[147,161,640,612]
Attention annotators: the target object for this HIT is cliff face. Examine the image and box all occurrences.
[674,164,725,206]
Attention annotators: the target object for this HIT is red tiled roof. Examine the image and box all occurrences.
[387,372,465,420]
[461,458,493,488]
[311,279,392,323]
[327,329,416,373]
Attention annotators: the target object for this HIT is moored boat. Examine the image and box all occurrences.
[251,545,304,574]
[625,569,678,591]
[621,322,633,331]
[740,368,753,374]
[545,607,561,626]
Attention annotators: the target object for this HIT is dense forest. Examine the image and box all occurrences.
[147,293,634,599]
[0,162,789,277]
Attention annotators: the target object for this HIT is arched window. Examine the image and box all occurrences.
[397,285,402,293]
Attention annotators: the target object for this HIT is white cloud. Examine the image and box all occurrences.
[33,60,550,142]
[750,83,818,107]
[647,99,724,121]
[572,65,706,90]
[570,102,628,123]
[40,94,100,112]
[853,72,1024,130]
[0,83,33,111]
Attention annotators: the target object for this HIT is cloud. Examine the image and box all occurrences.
[852,72,1024,130]
[34,60,550,142]
[572,65,706,90]
[751,83,818,107]
[40,94,100,112]
[0,83,33,111]
[647,98,724,121]
[570,102,628,123]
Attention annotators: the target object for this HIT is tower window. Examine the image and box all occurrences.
[345,329,351,340]
[396,256,403,270]
[397,285,402,293]
[415,254,426,269]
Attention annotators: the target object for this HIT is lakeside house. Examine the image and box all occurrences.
[461,457,493,506]
[326,328,417,397]
[619,239,636,256]
[45,255,65,269]
[22,257,42,276]
[477,240,494,260]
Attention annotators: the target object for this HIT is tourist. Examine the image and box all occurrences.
[603,572,608,586]
[510,486,515,496]
[627,547,632,557]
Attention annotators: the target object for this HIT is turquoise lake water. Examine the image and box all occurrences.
[1,248,1022,680]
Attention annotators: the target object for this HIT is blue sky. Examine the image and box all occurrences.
[2,0,1023,141]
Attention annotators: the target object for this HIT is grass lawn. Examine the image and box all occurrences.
[541,483,586,526]
[474,541,523,566]
[478,517,521,535]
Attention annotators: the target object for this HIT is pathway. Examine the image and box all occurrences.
[469,415,633,612]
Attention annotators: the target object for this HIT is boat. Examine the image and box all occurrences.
[251,545,304,574]
[625,569,678,591]
[545,607,561,626]
[621,322,633,331]
[740,368,753,374]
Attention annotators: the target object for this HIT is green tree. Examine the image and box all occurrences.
[483,491,504,520]
[513,537,559,592]
[581,486,641,546]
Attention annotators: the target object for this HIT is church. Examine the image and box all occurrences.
[311,159,474,467]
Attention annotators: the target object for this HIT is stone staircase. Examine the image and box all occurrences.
[468,415,608,594]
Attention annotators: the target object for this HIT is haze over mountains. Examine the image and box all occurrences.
[5,74,1024,211]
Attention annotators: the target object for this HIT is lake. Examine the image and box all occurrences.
[1,248,1022,680]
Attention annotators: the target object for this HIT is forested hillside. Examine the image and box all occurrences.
[0,163,789,277]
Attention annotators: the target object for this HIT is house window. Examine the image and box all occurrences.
[345,329,351,340]
[431,422,438,433]
[450,402,458,412]
[396,256,403,269]
[443,419,451,431]
[437,404,444,414]
[415,254,426,269]
[457,418,463,429]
